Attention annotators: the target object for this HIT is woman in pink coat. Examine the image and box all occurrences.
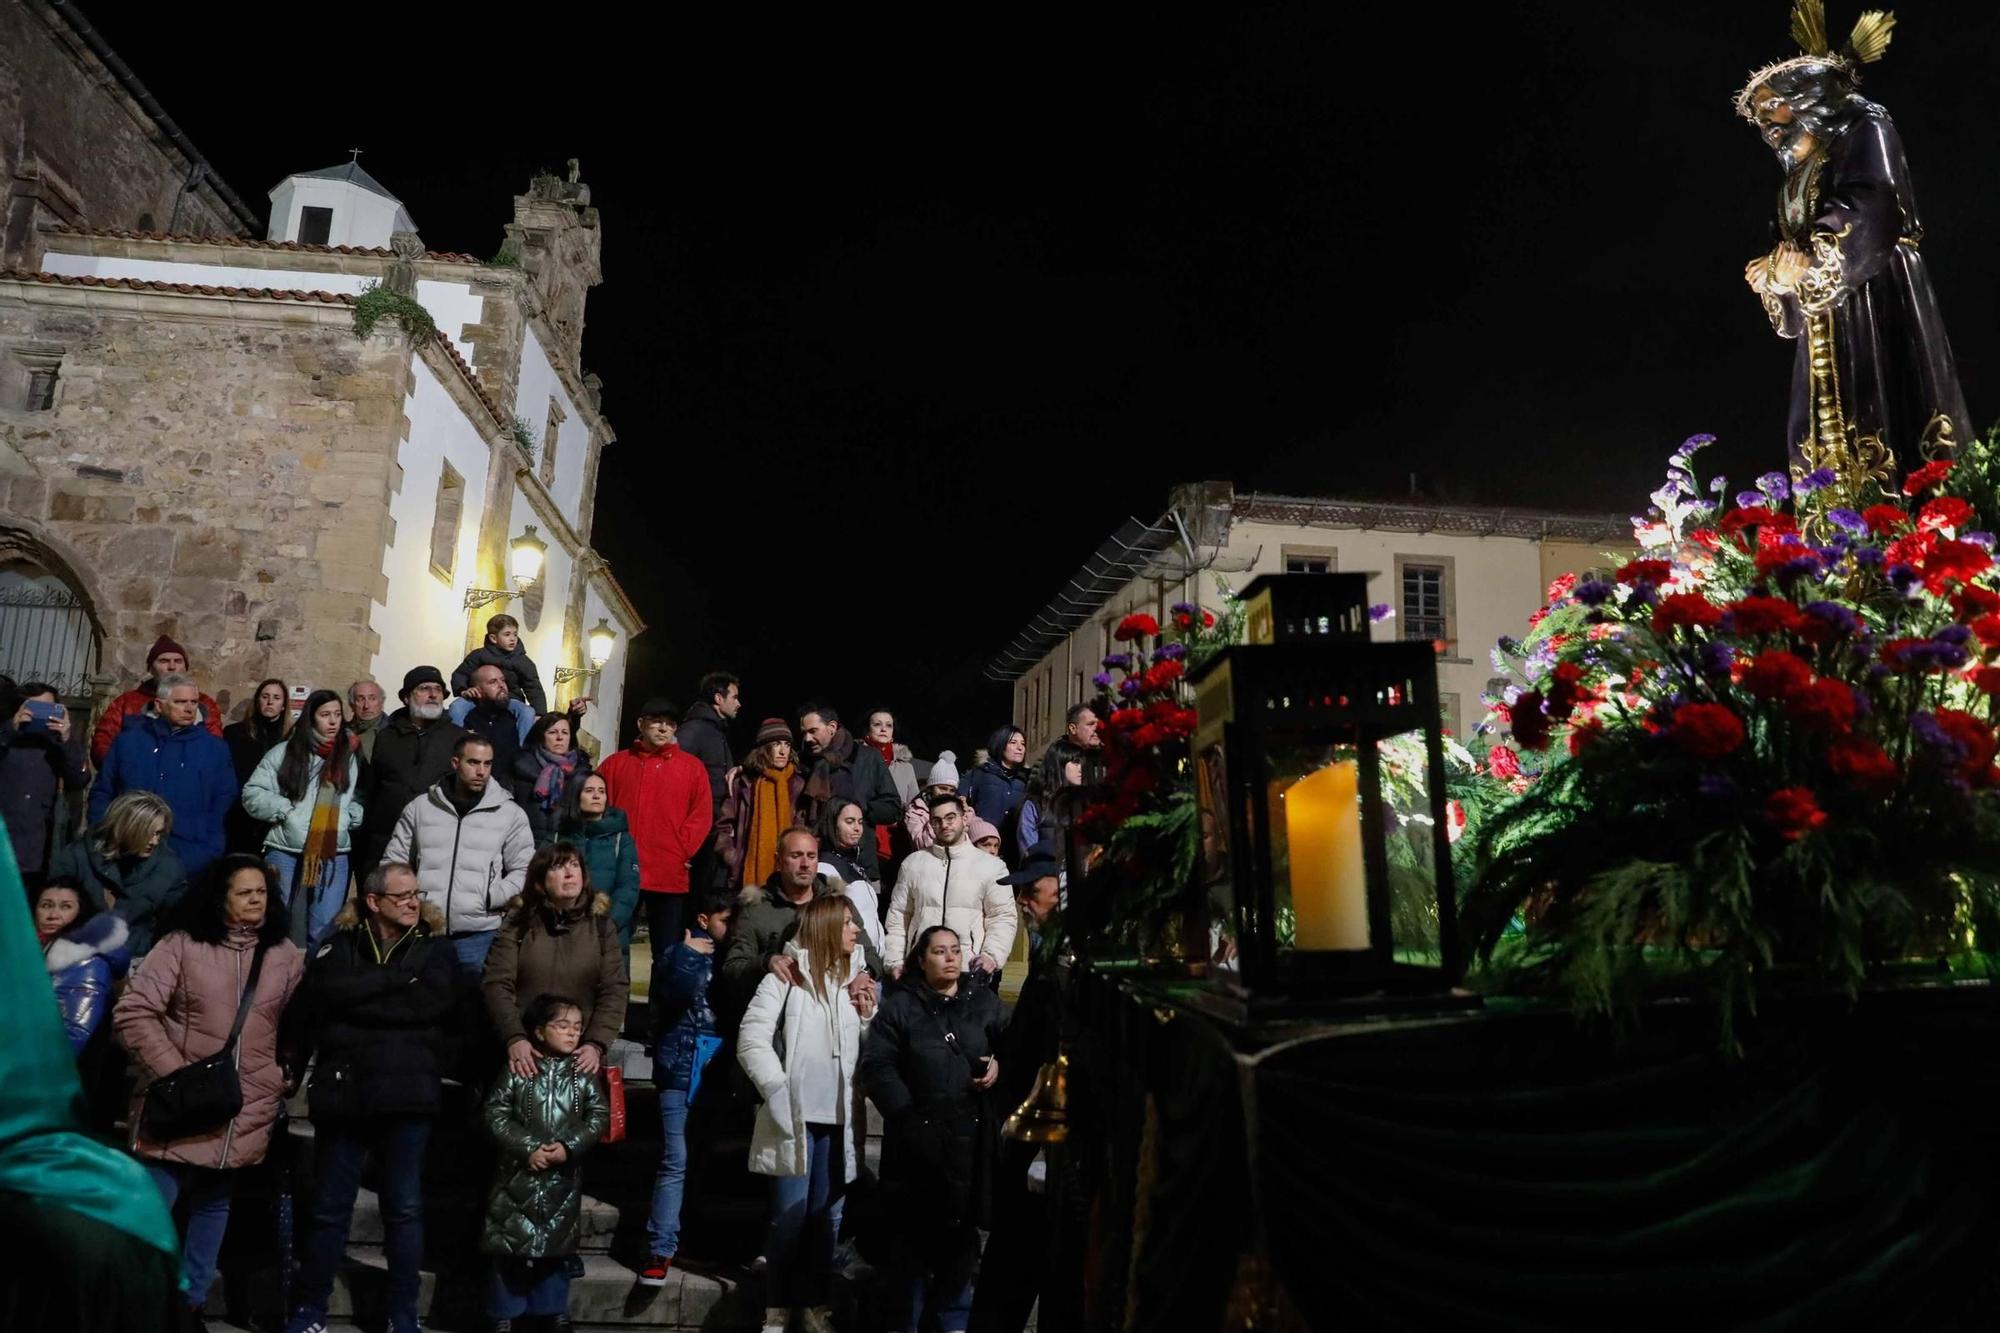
[113,853,304,1316]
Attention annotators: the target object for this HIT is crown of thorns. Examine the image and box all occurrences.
[1733,1,1897,122]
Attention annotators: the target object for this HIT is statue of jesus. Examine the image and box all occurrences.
[1738,2,1969,510]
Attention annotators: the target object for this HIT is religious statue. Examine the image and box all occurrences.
[1738,2,1969,510]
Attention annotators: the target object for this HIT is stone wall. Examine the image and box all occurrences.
[0,2,251,269]
[0,288,408,718]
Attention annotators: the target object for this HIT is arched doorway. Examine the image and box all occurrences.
[0,526,105,708]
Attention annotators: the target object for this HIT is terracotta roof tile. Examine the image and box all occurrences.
[0,268,356,303]
[41,225,483,265]
[425,328,507,426]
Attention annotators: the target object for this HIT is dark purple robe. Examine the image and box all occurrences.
[1764,108,1970,488]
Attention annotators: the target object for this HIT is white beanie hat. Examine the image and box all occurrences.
[929,750,960,789]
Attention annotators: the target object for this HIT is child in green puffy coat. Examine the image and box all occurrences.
[480,993,608,1332]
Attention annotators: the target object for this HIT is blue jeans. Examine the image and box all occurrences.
[145,1161,233,1305]
[288,1116,431,1333]
[891,1221,980,1333]
[451,929,498,973]
[646,1087,691,1257]
[265,849,350,953]
[487,1256,571,1318]
[763,1122,846,1309]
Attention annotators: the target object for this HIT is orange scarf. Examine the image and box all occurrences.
[743,763,794,887]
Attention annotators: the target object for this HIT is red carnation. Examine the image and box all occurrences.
[1527,607,1549,629]
[1568,719,1605,757]
[1114,612,1160,642]
[1787,678,1858,732]
[1726,596,1807,636]
[1202,609,1216,628]
[1719,506,1792,537]
[1615,559,1673,587]
[1827,734,1899,796]
[1923,537,1992,592]
[1652,591,1725,634]
[1670,703,1746,759]
[1972,615,2000,649]
[1510,691,1552,751]
[1862,504,1913,535]
[1141,659,1186,691]
[1919,495,1975,532]
[1546,573,1578,603]
[1972,668,2000,695]
[1107,707,1146,731]
[1734,650,1814,700]
[1902,459,1955,496]
[1487,745,1522,779]
[1764,786,1827,841]
[1951,584,2000,620]
[1933,708,1998,782]
[1543,661,1590,718]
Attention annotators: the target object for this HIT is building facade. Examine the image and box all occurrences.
[0,162,642,752]
[989,481,1633,754]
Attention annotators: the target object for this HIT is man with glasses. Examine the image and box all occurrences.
[282,863,457,1333]
[882,793,1015,985]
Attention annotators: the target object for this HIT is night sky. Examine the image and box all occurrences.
[82,4,2000,759]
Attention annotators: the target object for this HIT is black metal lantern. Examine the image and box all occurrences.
[1188,624,1464,1013]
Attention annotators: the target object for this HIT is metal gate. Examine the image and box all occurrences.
[0,583,101,700]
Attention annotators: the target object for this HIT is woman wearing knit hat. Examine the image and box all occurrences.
[717,718,804,889]
[902,752,961,852]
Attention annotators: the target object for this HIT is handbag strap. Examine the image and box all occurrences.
[219,944,268,1055]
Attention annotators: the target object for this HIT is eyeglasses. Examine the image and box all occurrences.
[373,890,422,905]
[543,1019,584,1032]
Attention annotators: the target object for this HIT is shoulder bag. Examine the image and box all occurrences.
[141,944,268,1141]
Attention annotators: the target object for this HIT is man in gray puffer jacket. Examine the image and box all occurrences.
[383,734,535,973]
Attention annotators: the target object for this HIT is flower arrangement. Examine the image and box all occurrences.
[1070,586,1239,953]
[1465,433,2000,1038]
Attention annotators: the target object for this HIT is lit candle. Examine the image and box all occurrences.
[1283,760,1370,950]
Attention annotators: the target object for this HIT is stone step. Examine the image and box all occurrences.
[327,1247,760,1328]
[342,1183,620,1254]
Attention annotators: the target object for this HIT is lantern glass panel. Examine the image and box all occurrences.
[1258,721,1442,965]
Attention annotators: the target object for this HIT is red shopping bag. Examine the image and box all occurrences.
[602,1066,627,1144]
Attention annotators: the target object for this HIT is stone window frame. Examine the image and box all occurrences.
[4,343,65,413]
[539,396,566,488]
[1394,552,1467,662]
[429,462,466,584]
[1281,543,1339,574]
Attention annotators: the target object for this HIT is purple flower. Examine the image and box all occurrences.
[1868,663,1892,682]
[1966,532,1998,551]
[1574,579,1616,607]
[1102,654,1132,670]
[1675,433,1717,459]
[1936,624,1974,646]
[1792,467,1838,497]
[1709,476,1730,494]
[1735,491,1766,510]
[1854,547,1885,569]
[1169,601,1198,617]
[1699,641,1737,677]
[1698,773,1736,799]
[1091,672,1113,689]
[1804,602,1863,637]
[1756,471,1791,503]
[1496,636,1522,656]
[1155,642,1188,661]
[1827,508,1868,534]
[1887,565,1924,595]
[1118,678,1142,698]
[1910,709,1959,758]
[1368,603,1394,623]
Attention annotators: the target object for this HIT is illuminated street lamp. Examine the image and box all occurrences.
[556,618,618,684]
[463,525,550,610]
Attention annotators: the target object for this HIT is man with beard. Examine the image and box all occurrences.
[1738,3,1969,511]
[796,701,902,882]
[354,667,466,879]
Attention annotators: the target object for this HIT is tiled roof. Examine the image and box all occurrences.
[0,268,355,303]
[1232,492,1634,543]
[425,329,507,428]
[41,225,482,264]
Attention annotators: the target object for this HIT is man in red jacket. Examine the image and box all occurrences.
[90,635,223,766]
[597,698,714,977]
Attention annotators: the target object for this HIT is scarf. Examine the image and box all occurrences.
[533,748,582,812]
[744,763,795,887]
[803,728,855,808]
[870,738,897,859]
[300,736,346,888]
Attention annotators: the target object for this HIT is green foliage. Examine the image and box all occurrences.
[351,284,436,342]
[509,416,538,462]
[486,248,521,269]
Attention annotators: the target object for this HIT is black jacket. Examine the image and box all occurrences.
[357,708,466,868]
[801,730,901,877]
[0,718,88,873]
[860,976,1007,1228]
[676,701,733,817]
[452,643,549,714]
[512,747,592,846]
[458,700,522,788]
[222,716,287,854]
[287,912,457,1119]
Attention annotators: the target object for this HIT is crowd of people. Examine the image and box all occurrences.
[7,614,1102,1333]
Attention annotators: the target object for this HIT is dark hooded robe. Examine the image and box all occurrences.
[1760,105,1970,500]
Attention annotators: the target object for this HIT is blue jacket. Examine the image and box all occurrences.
[448,695,536,744]
[652,928,718,1092]
[44,912,131,1053]
[89,712,237,877]
[960,759,1029,828]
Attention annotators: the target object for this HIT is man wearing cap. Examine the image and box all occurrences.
[90,634,223,765]
[972,840,1067,1333]
[354,666,467,879]
[598,699,714,974]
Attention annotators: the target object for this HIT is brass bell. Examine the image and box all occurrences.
[1002,1049,1069,1144]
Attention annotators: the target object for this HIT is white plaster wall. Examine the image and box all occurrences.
[514,326,591,526]
[578,583,631,760]
[370,358,493,689]
[505,487,575,710]
[268,178,403,249]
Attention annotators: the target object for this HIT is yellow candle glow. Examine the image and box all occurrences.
[1283,760,1370,950]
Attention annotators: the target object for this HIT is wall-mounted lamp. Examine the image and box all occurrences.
[555,618,618,683]
[463,526,550,610]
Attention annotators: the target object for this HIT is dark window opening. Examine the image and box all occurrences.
[25,367,57,412]
[1285,554,1332,574]
[298,206,334,246]
[1402,563,1448,647]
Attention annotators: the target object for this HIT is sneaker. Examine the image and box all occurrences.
[760,1307,791,1333]
[285,1321,328,1333]
[639,1253,673,1286]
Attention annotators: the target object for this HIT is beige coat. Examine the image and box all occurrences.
[113,924,304,1169]
[883,839,1017,969]
[736,942,868,1180]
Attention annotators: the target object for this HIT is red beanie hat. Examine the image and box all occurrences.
[147,634,188,669]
